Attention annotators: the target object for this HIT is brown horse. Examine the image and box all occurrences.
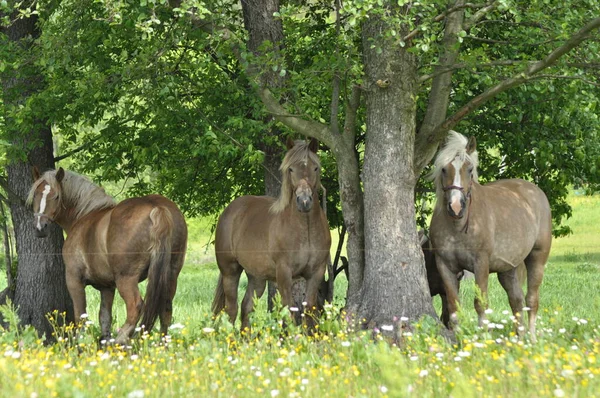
[28,168,187,344]
[429,131,552,341]
[212,138,331,332]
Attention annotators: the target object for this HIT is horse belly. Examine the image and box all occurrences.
[236,249,277,280]
[64,230,114,288]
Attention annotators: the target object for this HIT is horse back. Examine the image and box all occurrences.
[63,194,187,286]
[483,179,552,244]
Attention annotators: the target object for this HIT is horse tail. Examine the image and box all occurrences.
[140,206,174,333]
[211,274,226,315]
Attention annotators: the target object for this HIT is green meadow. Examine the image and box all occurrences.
[0,191,598,397]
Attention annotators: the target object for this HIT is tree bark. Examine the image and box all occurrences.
[1,5,74,338]
[1,202,14,299]
[356,6,437,328]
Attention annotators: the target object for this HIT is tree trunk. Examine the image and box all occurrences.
[1,6,74,338]
[332,142,365,311]
[356,7,437,329]
[1,202,14,298]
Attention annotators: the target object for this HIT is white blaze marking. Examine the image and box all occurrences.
[449,157,463,215]
[37,184,51,230]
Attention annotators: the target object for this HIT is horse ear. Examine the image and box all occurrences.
[466,136,477,154]
[32,166,41,181]
[286,136,295,150]
[56,167,65,183]
[308,138,319,153]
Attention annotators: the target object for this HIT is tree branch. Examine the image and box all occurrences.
[530,74,600,87]
[257,88,337,149]
[343,84,361,146]
[414,0,466,176]
[329,0,342,135]
[419,60,531,83]
[54,136,101,162]
[403,2,494,42]
[463,1,498,31]
[430,17,600,151]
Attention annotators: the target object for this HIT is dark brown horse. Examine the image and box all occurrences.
[212,138,331,331]
[429,131,552,341]
[28,168,187,344]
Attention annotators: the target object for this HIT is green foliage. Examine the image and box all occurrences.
[0,298,41,347]
[2,0,599,231]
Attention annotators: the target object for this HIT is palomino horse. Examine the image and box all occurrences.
[212,138,331,332]
[28,168,187,344]
[429,131,552,341]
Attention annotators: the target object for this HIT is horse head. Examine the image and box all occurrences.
[29,167,65,237]
[435,132,478,220]
[284,137,321,213]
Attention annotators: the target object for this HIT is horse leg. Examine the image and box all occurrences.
[114,276,143,345]
[497,268,525,337]
[473,259,490,328]
[221,266,243,327]
[99,287,115,342]
[303,264,327,330]
[524,248,548,342]
[440,293,450,327]
[435,257,460,329]
[240,275,267,333]
[275,264,294,313]
[65,272,87,322]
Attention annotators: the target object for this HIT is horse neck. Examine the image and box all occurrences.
[54,207,80,234]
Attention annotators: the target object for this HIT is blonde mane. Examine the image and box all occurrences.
[269,141,321,214]
[431,131,479,193]
[27,169,116,221]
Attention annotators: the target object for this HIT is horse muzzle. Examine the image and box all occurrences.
[447,197,466,219]
[34,224,49,238]
[296,193,313,213]
[34,213,52,237]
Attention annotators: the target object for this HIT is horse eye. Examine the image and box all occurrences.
[288,167,293,173]
[442,167,447,174]
[314,166,318,172]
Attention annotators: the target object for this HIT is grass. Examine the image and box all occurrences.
[0,191,599,397]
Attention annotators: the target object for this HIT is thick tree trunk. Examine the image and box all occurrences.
[1,7,74,338]
[356,8,437,329]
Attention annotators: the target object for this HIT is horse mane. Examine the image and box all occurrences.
[431,130,479,187]
[27,169,116,221]
[269,141,321,214]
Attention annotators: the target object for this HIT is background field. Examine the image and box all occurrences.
[0,191,598,397]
